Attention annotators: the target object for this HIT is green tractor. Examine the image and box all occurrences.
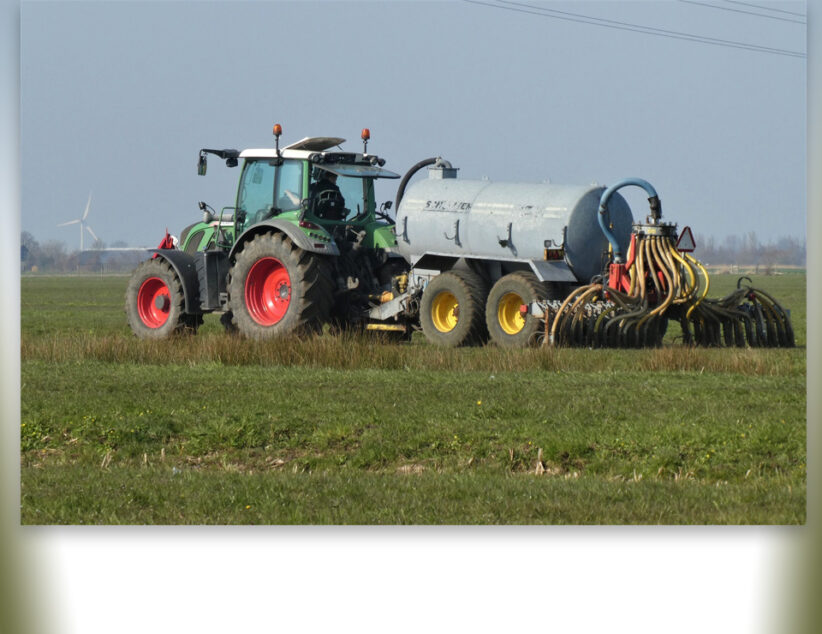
[125,125,408,339]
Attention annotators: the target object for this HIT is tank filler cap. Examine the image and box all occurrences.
[428,157,458,179]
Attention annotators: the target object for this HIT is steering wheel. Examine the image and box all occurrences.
[315,190,346,220]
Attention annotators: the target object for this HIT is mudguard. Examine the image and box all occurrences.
[229,218,340,259]
[149,249,201,314]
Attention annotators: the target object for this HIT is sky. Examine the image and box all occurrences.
[20,0,806,252]
[4,2,821,634]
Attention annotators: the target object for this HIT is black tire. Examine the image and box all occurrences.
[219,311,238,335]
[125,258,198,339]
[485,271,549,348]
[227,232,334,339]
[420,269,488,347]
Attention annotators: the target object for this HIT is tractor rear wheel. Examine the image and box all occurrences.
[125,258,198,339]
[420,269,488,347]
[227,232,334,339]
[485,271,549,348]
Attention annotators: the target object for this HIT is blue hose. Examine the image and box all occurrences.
[598,178,660,263]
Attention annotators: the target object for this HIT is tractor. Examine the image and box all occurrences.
[126,125,411,340]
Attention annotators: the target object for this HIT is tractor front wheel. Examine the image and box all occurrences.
[227,232,333,339]
[125,258,198,338]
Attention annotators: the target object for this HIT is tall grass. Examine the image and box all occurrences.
[21,272,806,375]
[21,330,803,376]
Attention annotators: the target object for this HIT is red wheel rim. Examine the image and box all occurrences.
[137,277,171,328]
[245,257,291,326]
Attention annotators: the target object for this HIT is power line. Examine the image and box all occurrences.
[678,0,805,24]
[497,0,805,54]
[721,0,806,18]
[463,0,805,58]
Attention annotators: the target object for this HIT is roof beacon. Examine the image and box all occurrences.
[273,123,283,157]
[361,128,370,155]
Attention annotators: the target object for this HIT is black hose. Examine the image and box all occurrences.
[395,157,439,211]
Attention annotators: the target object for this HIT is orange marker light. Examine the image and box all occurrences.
[273,124,282,137]
[361,128,370,141]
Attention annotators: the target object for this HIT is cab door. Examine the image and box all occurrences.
[236,159,306,233]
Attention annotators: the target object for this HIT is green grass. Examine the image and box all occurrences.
[19,272,807,524]
[22,468,802,525]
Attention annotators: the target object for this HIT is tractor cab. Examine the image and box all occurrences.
[190,128,400,255]
[231,134,400,242]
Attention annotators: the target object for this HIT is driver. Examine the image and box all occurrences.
[309,169,347,220]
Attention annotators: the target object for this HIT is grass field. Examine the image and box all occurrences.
[19,271,806,524]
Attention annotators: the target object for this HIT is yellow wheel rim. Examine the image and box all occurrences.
[431,291,459,333]
[498,292,525,335]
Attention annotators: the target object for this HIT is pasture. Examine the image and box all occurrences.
[20,272,806,524]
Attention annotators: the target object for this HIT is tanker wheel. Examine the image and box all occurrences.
[227,231,334,339]
[420,269,488,347]
[125,258,198,339]
[485,271,549,348]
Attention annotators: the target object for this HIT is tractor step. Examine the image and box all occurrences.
[365,323,406,332]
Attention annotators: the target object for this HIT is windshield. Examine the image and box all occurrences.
[309,167,376,222]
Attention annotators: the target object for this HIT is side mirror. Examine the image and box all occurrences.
[197,152,207,176]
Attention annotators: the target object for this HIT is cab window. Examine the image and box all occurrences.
[237,160,275,221]
[275,160,304,211]
[308,171,373,222]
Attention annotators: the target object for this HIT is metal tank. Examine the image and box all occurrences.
[395,168,634,284]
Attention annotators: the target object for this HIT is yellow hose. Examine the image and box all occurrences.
[550,283,598,343]
[654,237,681,301]
[643,238,663,299]
[637,238,675,329]
[684,253,710,319]
[634,235,647,299]
[661,237,685,300]
[665,241,697,303]
[628,239,638,295]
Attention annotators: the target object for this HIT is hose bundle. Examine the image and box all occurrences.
[548,233,794,348]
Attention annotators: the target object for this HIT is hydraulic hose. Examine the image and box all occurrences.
[394,157,453,210]
[598,178,661,262]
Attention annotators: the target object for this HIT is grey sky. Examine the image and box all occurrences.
[21,0,805,252]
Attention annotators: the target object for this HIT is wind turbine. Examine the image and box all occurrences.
[57,192,100,251]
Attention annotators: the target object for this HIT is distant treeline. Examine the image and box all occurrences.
[19,230,807,274]
[21,231,149,273]
[692,232,806,271]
